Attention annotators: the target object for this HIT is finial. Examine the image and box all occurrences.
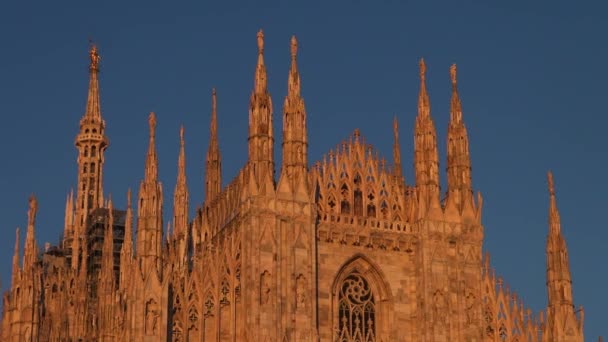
[89,41,100,71]
[148,112,157,137]
[290,35,298,59]
[127,188,132,208]
[450,64,457,87]
[353,128,360,138]
[257,29,264,54]
[419,58,426,81]
[547,171,555,196]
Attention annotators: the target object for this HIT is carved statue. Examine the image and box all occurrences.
[146,299,160,335]
[257,30,264,53]
[433,289,447,323]
[419,58,427,80]
[89,44,100,70]
[296,275,306,308]
[450,64,457,86]
[260,271,271,305]
[465,291,476,324]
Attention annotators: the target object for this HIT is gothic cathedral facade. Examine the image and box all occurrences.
[0,31,585,341]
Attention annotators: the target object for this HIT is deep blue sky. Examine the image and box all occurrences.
[0,0,605,338]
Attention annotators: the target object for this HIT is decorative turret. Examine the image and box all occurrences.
[74,43,109,232]
[279,35,308,196]
[445,64,474,219]
[413,59,440,217]
[248,30,275,193]
[545,172,584,342]
[205,88,222,202]
[173,126,189,266]
[137,112,164,279]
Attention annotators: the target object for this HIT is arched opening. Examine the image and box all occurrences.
[332,255,392,342]
[91,145,97,157]
[338,271,375,341]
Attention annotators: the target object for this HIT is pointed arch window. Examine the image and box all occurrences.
[337,271,376,342]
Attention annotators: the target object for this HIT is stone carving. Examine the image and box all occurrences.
[261,271,271,305]
[296,274,306,309]
[433,290,447,324]
[146,299,160,335]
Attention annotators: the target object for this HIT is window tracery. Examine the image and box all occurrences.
[337,271,376,342]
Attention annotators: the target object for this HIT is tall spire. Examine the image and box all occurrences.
[75,43,109,233]
[173,126,189,266]
[145,112,159,182]
[63,190,74,249]
[280,35,308,193]
[446,64,473,216]
[205,88,222,202]
[287,35,301,98]
[120,189,134,289]
[393,116,403,181]
[545,171,583,340]
[137,113,164,279]
[547,171,560,234]
[248,29,275,192]
[449,64,463,123]
[100,198,115,290]
[413,59,440,215]
[84,42,102,123]
[255,30,268,94]
[122,189,133,260]
[23,195,38,269]
[418,58,430,119]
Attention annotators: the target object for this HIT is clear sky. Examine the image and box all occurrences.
[0,0,605,338]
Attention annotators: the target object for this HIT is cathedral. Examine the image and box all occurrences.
[0,30,585,341]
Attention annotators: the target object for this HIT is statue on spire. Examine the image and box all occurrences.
[290,35,298,59]
[419,58,427,81]
[28,194,38,227]
[547,171,555,196]
[149,112,157,138]
[257,29,264,54]
[89,43,100,71]
[179,125,185,146]
[450,64,457,87]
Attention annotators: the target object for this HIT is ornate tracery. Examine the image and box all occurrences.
[337,271,376,342]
